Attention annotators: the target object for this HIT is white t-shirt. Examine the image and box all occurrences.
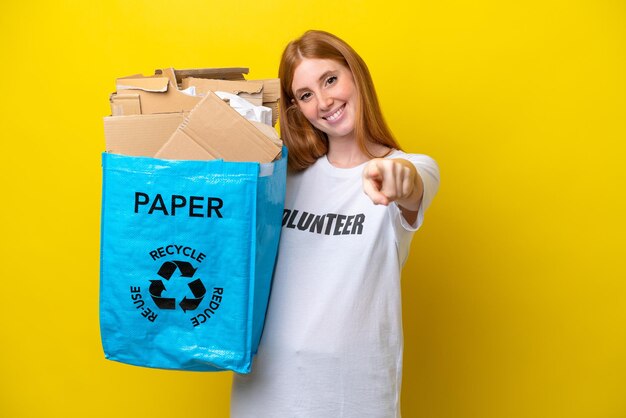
[231,150,440,418]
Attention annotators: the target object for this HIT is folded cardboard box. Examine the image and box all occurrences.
[104,67,281,161]
[155,91,281,163]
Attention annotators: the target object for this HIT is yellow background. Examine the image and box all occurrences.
[1,1,625,417]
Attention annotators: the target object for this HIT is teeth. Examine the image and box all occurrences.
[325,105,344,121]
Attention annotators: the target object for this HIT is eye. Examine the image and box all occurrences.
[326,75,338,86]
[299,91,313,101]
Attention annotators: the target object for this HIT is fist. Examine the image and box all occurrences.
[362,158,420,210]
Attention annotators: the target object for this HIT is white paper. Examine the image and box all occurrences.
[215,91,272,126]
[179,86,197,96]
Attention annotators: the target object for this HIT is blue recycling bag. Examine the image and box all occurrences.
[99,148,287,373]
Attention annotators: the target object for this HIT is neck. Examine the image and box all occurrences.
[326,136,366,168]
[326,136,391,168]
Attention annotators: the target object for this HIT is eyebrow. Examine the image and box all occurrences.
[293,70,336,97]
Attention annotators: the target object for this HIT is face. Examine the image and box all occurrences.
[291,58,358,142]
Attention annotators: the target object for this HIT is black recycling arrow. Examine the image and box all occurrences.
[188,278,206,298]
[179,278,207,312]
[157,261,197,280]
[149,279,176,309]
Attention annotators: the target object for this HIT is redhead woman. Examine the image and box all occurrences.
[231,30,440,418]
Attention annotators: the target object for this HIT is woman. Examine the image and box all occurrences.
[231,30,440,418]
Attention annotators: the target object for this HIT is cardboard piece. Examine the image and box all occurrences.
[182,78,264,106]
[109,68,280,125]
[104,113,185,157]
[110,68,252,116]
[257,78,280,126]
[158,67,249,83]
[155,91,281,163]
[116,76,169,92]
[112,77,201,116]
[105,67,282,163]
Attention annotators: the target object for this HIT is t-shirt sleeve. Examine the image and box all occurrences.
[399,153,440,231]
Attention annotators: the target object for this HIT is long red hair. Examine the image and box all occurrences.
[279,30,401,171]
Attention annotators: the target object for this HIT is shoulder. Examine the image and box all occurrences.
[386,149,438,169]
[288,155,326,176]
[286,156,329,192]
[387,150,439,182]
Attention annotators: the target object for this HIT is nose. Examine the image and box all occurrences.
[318,92,333,111]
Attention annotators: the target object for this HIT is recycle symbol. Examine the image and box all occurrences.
[149,260,206,312]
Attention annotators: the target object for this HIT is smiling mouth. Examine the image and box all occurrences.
[322,104,345,122]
